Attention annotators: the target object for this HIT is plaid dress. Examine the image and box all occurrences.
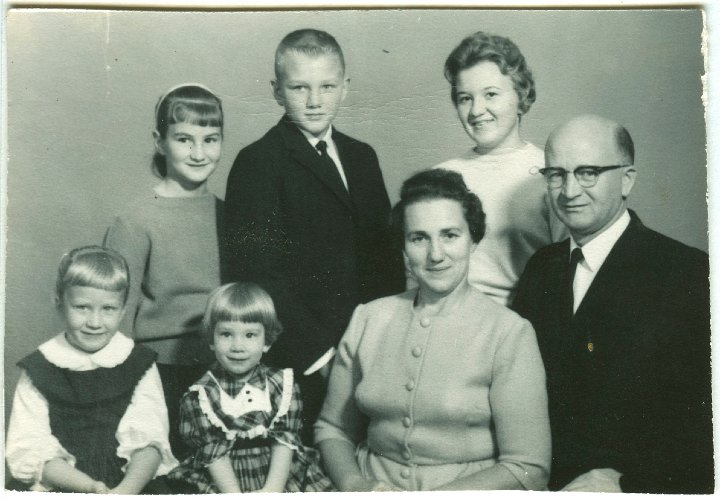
[167,363,333,493]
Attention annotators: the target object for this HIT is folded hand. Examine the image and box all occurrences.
[561,468,622,492]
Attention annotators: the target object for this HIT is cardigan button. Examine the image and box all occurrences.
[405,379,415,391]
[400,469,411,479]
[411,346,423,357]
[420,318,430,327]
[402,450,412,461]
[402,417,412,428]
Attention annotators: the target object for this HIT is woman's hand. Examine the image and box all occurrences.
[561,468,622,492]
[318,439,402,491]
[341,474,398,492]
[370,480,399,491]
[90,480,110,494]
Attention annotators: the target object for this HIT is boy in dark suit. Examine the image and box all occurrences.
[223,29,405,444]
[513,115,712,493]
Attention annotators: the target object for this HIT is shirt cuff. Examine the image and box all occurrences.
[303,348,336,376]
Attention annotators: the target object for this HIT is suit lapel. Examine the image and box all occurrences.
[572,216,642,326]
[277,117,355,212]
[333,133,365,207]
[543,241,574,347]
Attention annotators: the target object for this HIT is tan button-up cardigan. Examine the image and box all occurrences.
[315,287,550,490]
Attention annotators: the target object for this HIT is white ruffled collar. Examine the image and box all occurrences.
[38,332,134,370]
[208,371,272,418]
[189,368,295,443]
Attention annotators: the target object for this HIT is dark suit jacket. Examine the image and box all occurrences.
[223,116,405,372]
[513,211,712,494]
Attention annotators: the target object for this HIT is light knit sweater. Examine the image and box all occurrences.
[435,143,566,306]
[103,191,222,365]
[315,286,550,491]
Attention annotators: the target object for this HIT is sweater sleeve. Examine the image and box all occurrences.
[116,363,178,476]
[313,305,369,446]
[6,371,76,489]
[488,319,551,490]
[103,215,150,337]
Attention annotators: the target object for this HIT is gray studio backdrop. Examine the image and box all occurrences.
[4,9,707,418]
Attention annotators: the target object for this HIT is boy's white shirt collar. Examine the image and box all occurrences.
[298,125,348,189]
[38,331,134,370]
[299,125,334,148]
[570,209,631,272]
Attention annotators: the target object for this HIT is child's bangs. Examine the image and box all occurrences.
[204,283,282,345]
[169,100,223,129]
[62,260,128,296]
[213,299,271,328]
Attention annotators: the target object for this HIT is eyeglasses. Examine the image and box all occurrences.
[538,165,630,188]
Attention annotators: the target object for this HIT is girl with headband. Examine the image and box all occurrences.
[104,84,225,459]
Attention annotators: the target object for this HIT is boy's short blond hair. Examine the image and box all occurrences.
[202,282,283,346]
[56,245,130,305]
[274,28,345,80]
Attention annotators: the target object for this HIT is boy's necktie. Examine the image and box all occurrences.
[316,140,348,191]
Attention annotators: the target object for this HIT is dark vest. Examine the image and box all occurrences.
[18,343,157,488]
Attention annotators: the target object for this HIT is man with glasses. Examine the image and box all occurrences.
[513,114,712,493]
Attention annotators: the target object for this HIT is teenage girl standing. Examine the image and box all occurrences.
[435,32,566,306]
[104,84,224,456]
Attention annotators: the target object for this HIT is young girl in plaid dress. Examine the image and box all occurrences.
[167,283,334,492]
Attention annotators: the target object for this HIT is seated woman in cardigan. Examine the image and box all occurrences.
[315,169,551,491]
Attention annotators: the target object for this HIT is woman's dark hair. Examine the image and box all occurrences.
[391,169,486,247]
[444,31,536,115]
[152,84,223,178]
